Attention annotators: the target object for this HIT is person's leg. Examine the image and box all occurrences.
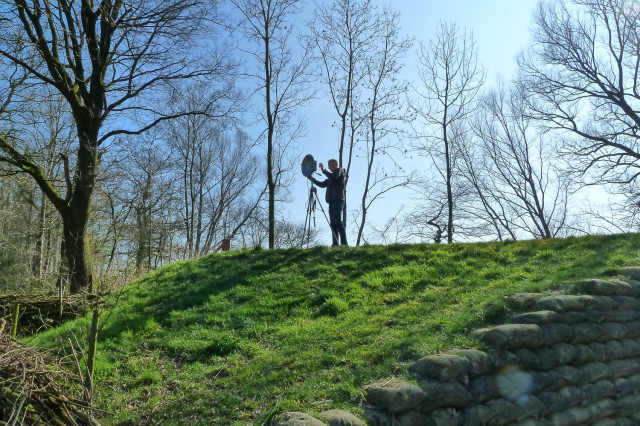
[333,199,348,246]
[339,225,348,245]
[328,201,340,246]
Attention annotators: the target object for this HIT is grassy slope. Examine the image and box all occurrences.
[30,234,640,425]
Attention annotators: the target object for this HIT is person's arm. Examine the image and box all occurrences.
[308,175,328,187]
[323,168,344,182]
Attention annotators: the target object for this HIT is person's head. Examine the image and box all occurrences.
[328,159,338,171]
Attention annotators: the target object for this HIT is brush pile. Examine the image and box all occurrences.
[0,322,100,425]
[0,293,95,336]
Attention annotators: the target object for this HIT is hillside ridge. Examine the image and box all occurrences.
[29,233,640,424]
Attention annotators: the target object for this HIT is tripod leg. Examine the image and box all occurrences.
[301,187,316,248]
[313,191,339,246]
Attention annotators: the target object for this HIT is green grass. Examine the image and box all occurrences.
[29,233,640,425]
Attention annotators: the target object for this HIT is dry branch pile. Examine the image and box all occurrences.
[0,324,100,425]
[0,293,95,336]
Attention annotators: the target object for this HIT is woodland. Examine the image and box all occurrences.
[2,0,640,422]
[1,0,640,303]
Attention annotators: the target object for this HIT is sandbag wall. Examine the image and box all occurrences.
[363,268,640,425]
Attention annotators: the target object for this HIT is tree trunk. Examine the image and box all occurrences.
[135,208,148,271]
[265,29,276,250]
[267,132,275,249]
[446,158,453,244]
[357,120,376,246]
[62,209,94,294]
[135,176,152,271]
[33,195,48,277]
[62,131,99,294]
[444,124,453,244]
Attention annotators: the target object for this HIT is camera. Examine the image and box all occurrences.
[301,154,317,177]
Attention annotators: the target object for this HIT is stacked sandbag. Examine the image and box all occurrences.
[363,269,640,425]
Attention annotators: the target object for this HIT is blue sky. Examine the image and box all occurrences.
[292,0,541,244]
[397,0,539,82]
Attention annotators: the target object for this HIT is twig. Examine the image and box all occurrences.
[68,337,90,404]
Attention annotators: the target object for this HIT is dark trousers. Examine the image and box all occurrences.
[328,200,348,246]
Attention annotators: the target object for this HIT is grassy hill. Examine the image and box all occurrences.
[30,234,640,425]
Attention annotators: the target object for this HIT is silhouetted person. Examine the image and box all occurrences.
[308,159,348,246]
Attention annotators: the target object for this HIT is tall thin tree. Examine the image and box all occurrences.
[230,0,314,249]
[469,81,573,239]
[410,21,485,243]
[353,7,412,246]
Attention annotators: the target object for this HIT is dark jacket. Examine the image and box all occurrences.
[310,167,346,203]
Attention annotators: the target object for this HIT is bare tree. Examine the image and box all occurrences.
[353,7,412,246]
[308,0,379,224]
[0,0,233,293]
[0,53,48,291]
[519,0,640,208]
[230,0,314,249]
[457,138,519,241]
[403,165,471,244]
[575,195,633,235]
[468,81,574,239]
[99,132,176,272]
[410,21,485,243]
[0,81,73,290]
[28,94,74,278]
[0,175,45,292]
[98,116,263,270]
[166,111,262,259]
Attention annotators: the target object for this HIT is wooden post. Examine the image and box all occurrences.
[12,303,19,338]
[59,277,64,318]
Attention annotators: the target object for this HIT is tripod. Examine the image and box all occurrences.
[301,182,334,248]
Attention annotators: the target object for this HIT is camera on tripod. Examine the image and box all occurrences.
[301,154,317,177]
[300,154,332,248]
